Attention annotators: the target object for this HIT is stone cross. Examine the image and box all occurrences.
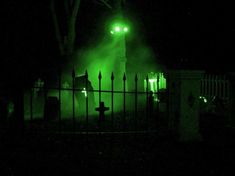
[95,102,109,121]
[35,78,44,88]
[62,81,70,88]
[34,78,44,95]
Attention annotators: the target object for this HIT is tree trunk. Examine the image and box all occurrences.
[50,0,80,59]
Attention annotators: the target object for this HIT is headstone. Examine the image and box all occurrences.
[34,78,44,96]
[44,96,59,121]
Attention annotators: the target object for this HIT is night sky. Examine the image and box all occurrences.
[2,0,232,87]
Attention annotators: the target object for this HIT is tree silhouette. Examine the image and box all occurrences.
[50,0,81,58]
[50,0,124,60]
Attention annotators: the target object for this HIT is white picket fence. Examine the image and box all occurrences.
[200,74,230,104]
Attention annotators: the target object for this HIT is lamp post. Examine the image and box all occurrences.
[109,22,129,86]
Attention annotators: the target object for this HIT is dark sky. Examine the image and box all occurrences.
[2,0,233,86]
[129,1,231,71]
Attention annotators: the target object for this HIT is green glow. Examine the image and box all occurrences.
[70,29,128,113]
[149,79,155,92]
[82,88,87,97]
[115,26,121,32]
[123,27,128,32]
[199,96,207,103]
[145,73,166,92]
[144,73,167,103]
[7,101,14,117]
[109,22,129,35]
[154,98,160,102]
[23,18,165,120]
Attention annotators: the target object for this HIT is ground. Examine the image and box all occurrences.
[0,128,235,176]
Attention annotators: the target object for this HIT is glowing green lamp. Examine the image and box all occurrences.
[110,23,129,35]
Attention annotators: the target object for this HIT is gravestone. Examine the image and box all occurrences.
[44,96,59,121]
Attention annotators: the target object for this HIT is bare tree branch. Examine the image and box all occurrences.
[66,0,80,56]
[93,0,113,9]
[69,0,73,6]
[64,0,70,18]
[50,0,64,56]
[51,0,120,58]
[72,0,80,18]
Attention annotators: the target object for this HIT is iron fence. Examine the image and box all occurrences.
[25,70,167,134]
[200,74,230,103]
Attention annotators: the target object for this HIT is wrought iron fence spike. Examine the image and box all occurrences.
[135,74,138,82]
[123,73,126,81]
[98,71,102,79]
[72,68,75,78]
[111,72,114,80]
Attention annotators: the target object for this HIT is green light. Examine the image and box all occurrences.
[109,21,129,35]
[149,79,156,92]
[82,88,87,97]
[144,73,167,103]
[7,101,14,117]
[115,26,121,32]
[154,98,160,102]
[123,27,128,32]
[149,79,156,83]
[199,96,207,103]
[147,74,166,91]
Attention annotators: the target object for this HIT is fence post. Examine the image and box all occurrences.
[135,74,138,130]
[111,72,114,130]
[58,68,62,133]
[201,74,204,97]
[30,87,33,124]
[146,75,149,129]
[98,71,102,129]
[98,71,102,105]
[43,83,47,133]
[225,75,229,99]
[207,74,210,98]
[204,74,208,98]
[220,75,223,98]
[210,75,213,98]
[157,73,160,117]
[72,68,75,132]
[215,75,218,97]
[123,73,126,131]
[85,70,89,133]
[223,75,226,99]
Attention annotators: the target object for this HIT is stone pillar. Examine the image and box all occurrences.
[228,72,235,127]
[167,70,204,141]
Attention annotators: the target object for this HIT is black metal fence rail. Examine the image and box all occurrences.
[26,70,166,134]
